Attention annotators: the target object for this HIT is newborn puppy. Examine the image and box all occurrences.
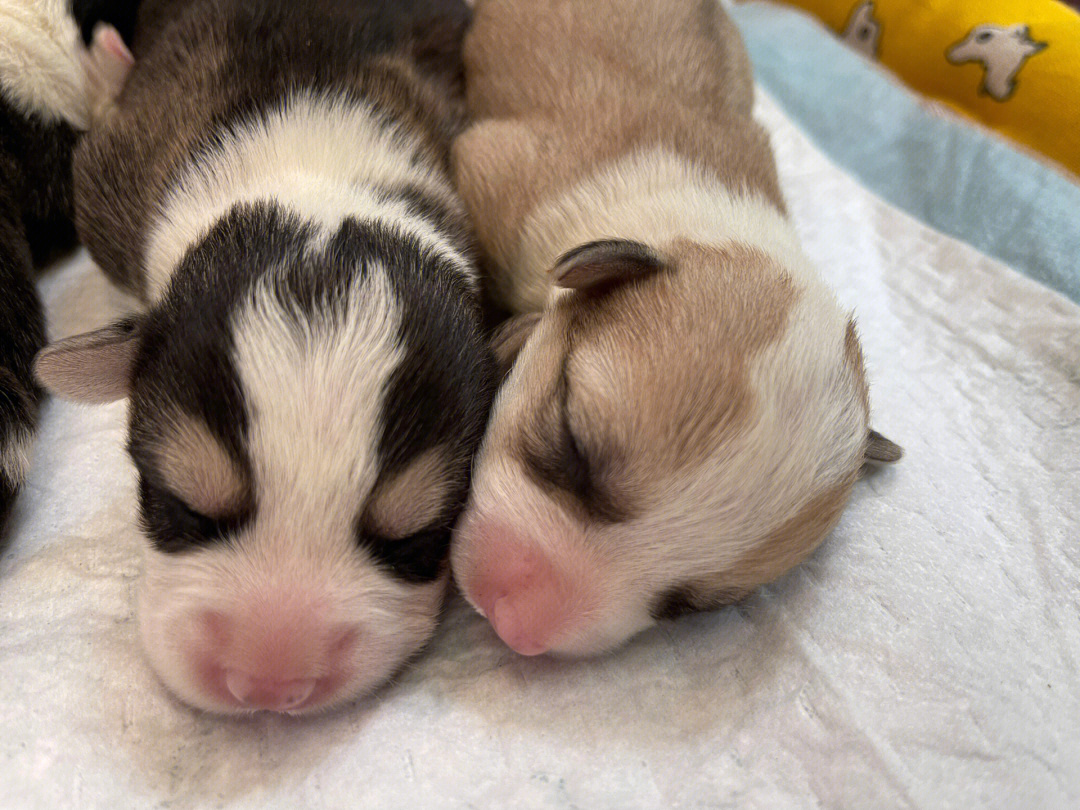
[35,0,495,713]
[450,0,901,656]
[0,0,140,531]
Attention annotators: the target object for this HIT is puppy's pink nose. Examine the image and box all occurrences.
[471,542,574,656]
[225,671,316,711]
[195,606,357,712]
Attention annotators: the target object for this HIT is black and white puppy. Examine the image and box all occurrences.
[34,0,495,715]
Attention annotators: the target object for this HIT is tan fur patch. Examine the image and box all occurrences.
[365,446,455,537]
[724,469,859,593]
[566,242,797,477]
[502,241,799,518]
[156,415,248,518]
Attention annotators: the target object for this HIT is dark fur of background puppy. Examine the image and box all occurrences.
[0,0,142,533]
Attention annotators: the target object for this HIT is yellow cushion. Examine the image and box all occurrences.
[776,0,1080,177]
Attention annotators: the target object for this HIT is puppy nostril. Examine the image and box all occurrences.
[225,669,255,704]
[280,680,316,708]
[225,671,317,710]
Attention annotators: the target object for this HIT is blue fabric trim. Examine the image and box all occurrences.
[730,2,1080,304]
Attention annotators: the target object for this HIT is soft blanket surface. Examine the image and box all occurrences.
[2,90,1078,810]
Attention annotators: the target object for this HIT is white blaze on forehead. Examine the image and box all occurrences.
[231,261,404,544]
[0,0,88,128]
[144,91,474,300]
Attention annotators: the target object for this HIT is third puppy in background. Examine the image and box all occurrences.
[451,0,901,656]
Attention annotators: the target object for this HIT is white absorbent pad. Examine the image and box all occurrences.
[1,91,1078,809]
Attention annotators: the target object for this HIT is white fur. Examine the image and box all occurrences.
[138,264,446,714]
[144,91,473,300]
[506,147,814,311]
[234,264,402,535]
[0,0,88,128]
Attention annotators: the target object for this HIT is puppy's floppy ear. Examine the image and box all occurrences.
[552,239,666,294]
[864,429,902,464]
[34,317,142,403]
[490,312,541,376]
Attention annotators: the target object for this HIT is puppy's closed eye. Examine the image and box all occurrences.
[650,586,701,621]
[524,413,591,504]
[520,370,626,523]
[138,480,250,553]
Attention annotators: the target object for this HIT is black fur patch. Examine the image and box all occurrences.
[0,96,78,263]
[521,359,627,524]
[650,587,701,621]
[0,213,46,455]
[0,94,78,533]
[70,0,144,45]
[356,525,449,584]
[0,472,16,534]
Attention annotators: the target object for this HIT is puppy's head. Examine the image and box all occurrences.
[37,202,495,713]
[452,238,899,656]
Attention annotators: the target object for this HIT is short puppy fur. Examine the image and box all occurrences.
[450,0,901,656]
[35,0,495,713]
[0,0,140,532]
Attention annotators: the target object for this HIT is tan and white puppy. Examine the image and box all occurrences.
[450,0,901,657]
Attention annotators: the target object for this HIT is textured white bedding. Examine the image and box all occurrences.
[2,90,1078,810]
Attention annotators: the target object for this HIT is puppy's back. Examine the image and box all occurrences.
[468,0,751,121]
[76,0,470,297]
[458,0,783,276]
